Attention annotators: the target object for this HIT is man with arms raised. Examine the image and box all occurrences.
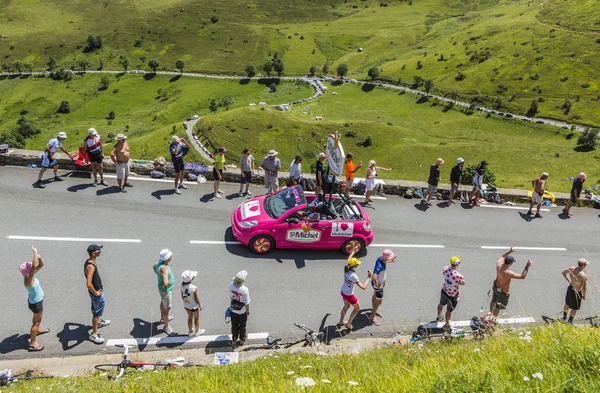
[562,259,589,325]
[490,247,532,317]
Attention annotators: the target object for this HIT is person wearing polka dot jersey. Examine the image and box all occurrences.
[435,256,465,329]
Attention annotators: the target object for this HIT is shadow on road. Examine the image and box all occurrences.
[200,192,215,203]
[0,333,30,354]
[130,318,163,351]
[225,192,244,200]
[96,186,121,196]
[204,336,233,355]
[460,202,473,209]
[414,203,429,212]
[558,212,571,220]
[518,212,533,222]
[67,183,95,193]
[318,309,372,344]
[436,201,449,208]
[151,189,176,200]
[57,322,92,351]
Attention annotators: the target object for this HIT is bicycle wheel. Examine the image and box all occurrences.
[94,364,121,372]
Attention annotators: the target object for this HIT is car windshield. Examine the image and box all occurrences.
[265,186,307,219]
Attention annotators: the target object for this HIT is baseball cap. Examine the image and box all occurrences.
[243,148,250,154]
[318,152,326,159]
[181,270,198,283]
[457,157,464,164]
[233,270,248,287]
[436,158,445,165]
[382,249,396,261]
[348,258,361,268]
[171,136,179,143]
[88,128,98,136]
[504,255,515,264]
[346,153,354,159]
[218,147,227,153]
[87,244,103,254]
[295,155,303,161]
[57,132,67,139]
[19,261,33,277]
[159,249,173,262]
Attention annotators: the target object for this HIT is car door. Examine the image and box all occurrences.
[273,209,330,249]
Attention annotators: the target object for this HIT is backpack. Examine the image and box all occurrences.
[303,178,316,191]
[442,190,450,200]
[353,180,366,195]
[187,173,198,181]
[413,186,423,199]
[404,187,414,199]
[150,170,166,178]
[0,144,8,154]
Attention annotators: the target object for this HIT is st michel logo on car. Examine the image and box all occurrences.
[287,223,321,243]
[331,222,353,237]
[241,201,261,220]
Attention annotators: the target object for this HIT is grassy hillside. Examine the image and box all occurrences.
[0,73,312,161]
[0,0,598,125]
[7,324,600,392]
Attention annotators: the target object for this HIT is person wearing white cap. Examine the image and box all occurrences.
[562,258,589,325]
[153,249,176,336]
[364,160,391,204]
[83,128,108,187]
[563,172,586,216]
[370,249,397,326]
[260,150,281,194]
[527,172,549,218]
[448,158,464,205]
[110,133,132,193]
[36,132,71,188]
[421,158,444,206]
[169,136,190,195]
[181,270,205,337]
[229,270,251,346]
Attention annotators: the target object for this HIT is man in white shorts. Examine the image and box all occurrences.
[110,133,132,193]
[527,172,548,218]
[36,132,71,188]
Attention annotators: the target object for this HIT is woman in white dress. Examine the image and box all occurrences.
[365,160,391,204]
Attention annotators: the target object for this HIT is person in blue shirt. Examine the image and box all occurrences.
[20,246,49,352]
[563,172,586,216]
[370,249,397,326]
[169,136,190,195]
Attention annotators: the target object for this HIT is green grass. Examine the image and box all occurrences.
[0,0,598,126]
[8,324,600,392]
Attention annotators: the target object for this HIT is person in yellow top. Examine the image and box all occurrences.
[213,147,227,199]
[344,153,362,198]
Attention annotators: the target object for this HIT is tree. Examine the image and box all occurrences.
[220,96,234,110]
[1,63,12,73]
[416,60,423,69]
[77,59,90,72]
[263,61,273,78]
[85,35,103,52]
[15,116,41,139]
[148,59,160,73]
[47,56,57,71]
[576,128,599,151]
[119,57,130,71]
[245,63,256,78]
[336,63,348,78]
[309,65,318,76]
[562,97,572,114]
[175,59,185,74]
[272,58,285,77]
[424,79,434,96]
[208,98,219,113]
[23,62,33,73]
[100,76,111,90]
[13,61,23,74]
[322,63,329,75]
[57,101,71,114]
[367,67,380,82]
[526,99,539,118]
[412,75,423,89]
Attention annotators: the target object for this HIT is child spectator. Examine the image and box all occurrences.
[181,270,205,337]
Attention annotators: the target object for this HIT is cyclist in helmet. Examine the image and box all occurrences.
[435,256,465,329]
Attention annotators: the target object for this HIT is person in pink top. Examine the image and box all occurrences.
[490,247,532,317]
[436,256,465,329]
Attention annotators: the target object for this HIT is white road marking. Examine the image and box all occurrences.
[7,235,141,243]
[105,332,269,347]
[190,240,242,245]
[448,317,535,327]
[303,191,387,200]
[103,174,199,185]
[481,246,567,251]
[480,205,550,212]
[370,244,445,248]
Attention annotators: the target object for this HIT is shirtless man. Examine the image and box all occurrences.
[527,172,548,218]
[490,247,532,317]
[562,258,589,325]
[109,133,132,193]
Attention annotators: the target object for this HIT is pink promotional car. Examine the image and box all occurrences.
[231,185,374,254]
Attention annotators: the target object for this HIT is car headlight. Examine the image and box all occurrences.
[239,220,258,229]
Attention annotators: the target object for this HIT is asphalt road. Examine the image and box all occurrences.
[1,166,598,360]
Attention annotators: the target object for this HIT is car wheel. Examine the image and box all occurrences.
[250,235,275,254]
[341,238,365,256]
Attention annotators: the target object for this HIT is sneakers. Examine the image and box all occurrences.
[246,190,252,196]
[93,180,98,187]
[218,189,225,194]
[89,333,104,344]
[124,182,133,188]
[189,329,206,337]
[239,192,244,197]
[35,180,46,188]
[214,192,222,199]
[179,183,187,189]
[435,316,444,323]
[160,316,174,324]
[163,326,177,336]
[53,176,64,181]
[100,180,109,186]
[174,188,181,195]
[534,213,543,218]
[98,319,111,328]
[526,210,532,215]
[120,187,127,193]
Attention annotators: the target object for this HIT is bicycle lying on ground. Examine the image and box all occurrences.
[243,323,325,351]
[410,314,496,344]
[0,369,53,387]
[541,315,599,327]
[95,344,203,380]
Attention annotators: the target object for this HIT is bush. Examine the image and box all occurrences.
[57,101,71,114]
[269,83,277,92]
[210,16,219,23]
[85,35,103,52]
[576,128,599,151]
[461,163,496,186]
[107,110,116,120]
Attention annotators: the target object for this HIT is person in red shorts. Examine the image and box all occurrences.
[337,246,372,331]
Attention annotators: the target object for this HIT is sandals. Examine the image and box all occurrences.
[370,318,381,326]
[28,344,44,352]
[37,328,50,335]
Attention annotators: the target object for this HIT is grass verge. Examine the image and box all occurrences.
[7,324,600,392]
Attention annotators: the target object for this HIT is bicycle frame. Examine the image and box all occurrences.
[97,344,184,381]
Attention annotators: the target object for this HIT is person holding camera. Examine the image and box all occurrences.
[169,136,190,195]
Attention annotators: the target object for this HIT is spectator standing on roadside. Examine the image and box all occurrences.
[290,155,303,186]
[489,247,532,317]
[170,136,190,195]
[84,244,110,344]
[435,256,465,329]
[153,249,176,336]
[422,158,444,206]
[83,128,108,187]
[213,147,227,199]
[181,270,205,337]
[563,172,586,216]
[338,246,372,331]
[369,249,397,326]
[21,246,49,352]
[36,132,71,188]
[469,161,488,207]
[229,270,251,346]
[344,153,362,198]
[527,172,549,218]
[110,134,132,193]
[238,148,254,197]
[562,259,589,325]
[261,150,281,194]
[448,158,464,205]
[314,153,326,196]
[365,160,392,204]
